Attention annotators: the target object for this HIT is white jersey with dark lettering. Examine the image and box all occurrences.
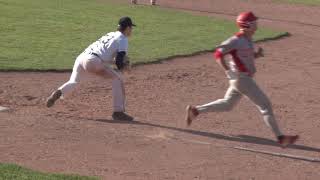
[215,32,256,76]
[84,31,128,63]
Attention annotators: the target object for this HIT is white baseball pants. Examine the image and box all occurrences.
[58,53,125,112]
[196,74,283,137]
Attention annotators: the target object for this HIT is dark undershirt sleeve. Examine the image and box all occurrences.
[115,51,126,70]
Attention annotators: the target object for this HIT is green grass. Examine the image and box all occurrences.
[274,0,320,5]
[0,0,286,71]
[0,163,98,180]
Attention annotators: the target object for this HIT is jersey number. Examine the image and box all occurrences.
[99,35,114,45]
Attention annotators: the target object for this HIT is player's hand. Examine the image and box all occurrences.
[255,47,264,58]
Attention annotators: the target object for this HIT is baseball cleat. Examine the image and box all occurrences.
[185,105,199,126]
[112,112,134,121]
[46,90,62,108]
[277,135,299,148]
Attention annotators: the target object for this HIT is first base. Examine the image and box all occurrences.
[0,106,10,112]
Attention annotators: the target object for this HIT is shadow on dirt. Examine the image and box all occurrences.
[92,118,320,153]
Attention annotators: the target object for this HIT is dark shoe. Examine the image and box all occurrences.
[278,135,299,148]
[112,112,134,121]
[186,105,199,126]
[46,90,62,108]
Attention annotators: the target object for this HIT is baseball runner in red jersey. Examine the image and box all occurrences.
[185,12,299,148]
[46,17,136,121]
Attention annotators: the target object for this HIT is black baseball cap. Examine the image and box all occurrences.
[118,16,136,28]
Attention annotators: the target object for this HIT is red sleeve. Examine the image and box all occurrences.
[214,49,224,60]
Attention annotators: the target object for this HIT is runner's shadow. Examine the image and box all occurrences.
[93,119,320,153]
[95,119,138,124]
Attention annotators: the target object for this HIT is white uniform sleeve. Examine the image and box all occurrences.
[118,38,128,52]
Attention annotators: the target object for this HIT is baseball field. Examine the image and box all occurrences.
[0,0,285,70]
[1,0,320,179]
[276,0,320,5]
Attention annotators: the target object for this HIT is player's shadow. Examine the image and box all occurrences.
[93,119,320,153]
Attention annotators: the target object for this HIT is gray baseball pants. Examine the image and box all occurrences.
[196,74,283,137]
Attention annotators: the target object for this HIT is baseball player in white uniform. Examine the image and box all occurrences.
[185,12,299,148]
[46,17,135,121]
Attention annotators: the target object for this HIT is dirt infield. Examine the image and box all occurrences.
[1,0,320,179]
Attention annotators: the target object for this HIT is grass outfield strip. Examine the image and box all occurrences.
[274,0,320,5]
[0,163,99,180]
[0,0,286,71]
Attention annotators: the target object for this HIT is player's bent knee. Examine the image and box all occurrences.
[65,81,79,88]
[224,99,238,111]
[218,99,237,111]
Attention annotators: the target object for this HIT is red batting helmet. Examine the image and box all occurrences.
[236,12,258,29]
